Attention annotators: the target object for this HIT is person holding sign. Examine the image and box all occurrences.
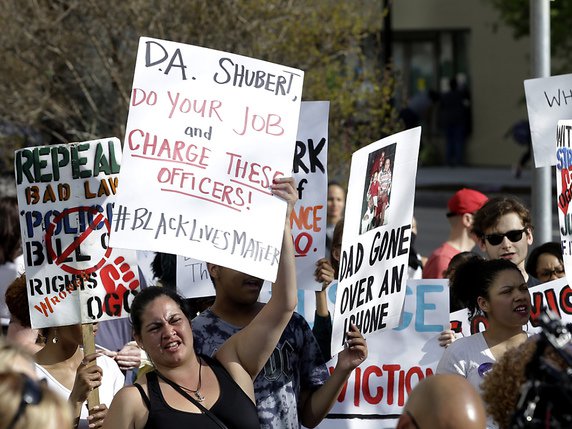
[103,177,300,429]
[437,258,531,428]
[35,321,125,429]
[193,194,367,427]
[7,274,125,428]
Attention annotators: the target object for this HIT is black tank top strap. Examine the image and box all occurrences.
[133,382,151,410]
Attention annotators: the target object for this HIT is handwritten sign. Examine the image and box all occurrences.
[110,37,304,282]
[556,119,572,286]
[524,73,572,167]
[320,280,448,429]
[14,138,140,328]
[331,128,421,355]
[292,101,329,290]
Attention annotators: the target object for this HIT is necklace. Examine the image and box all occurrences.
[178,358,205,402]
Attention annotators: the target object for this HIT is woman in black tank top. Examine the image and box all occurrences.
[103,178,299,429]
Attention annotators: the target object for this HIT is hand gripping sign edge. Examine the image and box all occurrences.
[45,206,113,275]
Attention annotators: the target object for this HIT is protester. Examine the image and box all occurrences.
[0,196,25,335]
[423,188,487,279]
[103,177,304,429]
[444,251,484,312]
[481,335,571,429]
[193,181,367,428]
[472,195,540,286]
[312,218,344,360]
[326,181,345,255]
[0,336,37,380]
[525,241,565,284]
[12,273,125,429]
[0,371,74,429]
[4,275,43,354]
[396,374,487,429]
[35,320,124,429]
[437,258,531,428]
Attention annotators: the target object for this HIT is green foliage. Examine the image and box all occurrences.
[0,0,403,182]
[487,0,572,72]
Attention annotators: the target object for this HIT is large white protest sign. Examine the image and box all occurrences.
[450,277,572,337]
[292,101,329,290]
[14,138,140,328]
[110,37,304,282]
[524,73,572,167]
[331,128,421,355]
[319,280,448,429]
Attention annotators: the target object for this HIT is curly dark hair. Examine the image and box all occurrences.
[472,196,532,239]
[482,337,568,429]
[450,257,521,321]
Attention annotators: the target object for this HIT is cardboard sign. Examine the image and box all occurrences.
[524,73,572,167]
[14,138,140,328]
[320,280,448,429]
[331,128,421,355]
[110,37,304,282]
[291,101,329,290]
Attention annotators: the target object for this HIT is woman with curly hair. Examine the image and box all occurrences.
[436,258,531,428]
[481,336,569,429]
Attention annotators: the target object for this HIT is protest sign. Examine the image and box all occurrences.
[175,101,326,298]
[110,37,304,282]
[14,138,140,329]
[556,119,572,285]
[331,128,421,355]
[177,256,215,298]
[292,101,329,290]
[524,73,572,167]
[450,277,572,337]
[319,280,448,429]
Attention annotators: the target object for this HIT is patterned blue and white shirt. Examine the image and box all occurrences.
[192,309,329,429]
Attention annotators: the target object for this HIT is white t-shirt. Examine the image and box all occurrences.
[436,332,495,393]
[35,354,124,429]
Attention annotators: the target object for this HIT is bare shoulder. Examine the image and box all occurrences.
[105,383,149,429]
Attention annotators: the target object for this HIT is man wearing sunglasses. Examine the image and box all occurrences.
[472,196,541,286]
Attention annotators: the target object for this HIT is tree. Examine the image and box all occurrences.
[487,0,572,72]
[0,0,402,182]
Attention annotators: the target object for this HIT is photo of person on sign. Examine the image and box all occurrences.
[360,144,396,233]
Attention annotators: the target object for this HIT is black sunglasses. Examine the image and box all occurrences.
[484,228,527,246]
[7,374,43,429]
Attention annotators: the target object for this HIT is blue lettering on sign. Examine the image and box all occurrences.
[394,284,445,332]
[415,284,444,332]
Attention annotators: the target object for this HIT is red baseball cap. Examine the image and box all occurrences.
[446,188,488,217]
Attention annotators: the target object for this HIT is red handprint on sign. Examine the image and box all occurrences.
[100,256,140,316]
